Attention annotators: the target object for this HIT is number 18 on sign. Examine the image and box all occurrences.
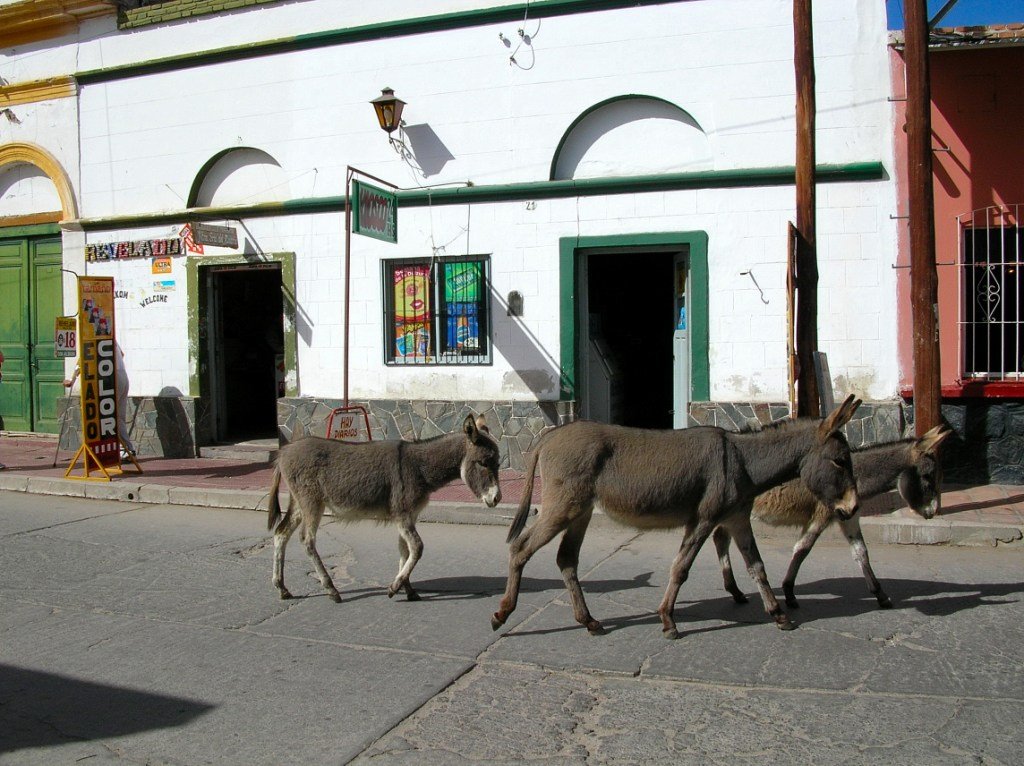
[55,317,77,358]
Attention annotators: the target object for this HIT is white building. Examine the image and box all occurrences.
[0,0,901,466]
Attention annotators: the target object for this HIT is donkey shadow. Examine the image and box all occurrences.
[330,571,656,604]
[497,575,1024,638]
[675,575,1024,627]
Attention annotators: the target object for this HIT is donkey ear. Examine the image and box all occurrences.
[475,415,491,434]
[915,425,952,456]
[819,394,861,437]
[463,414,479,441]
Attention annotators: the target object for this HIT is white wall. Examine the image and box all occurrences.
[66,0,899,403]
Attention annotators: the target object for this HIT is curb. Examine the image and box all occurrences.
[2,473,1022,549]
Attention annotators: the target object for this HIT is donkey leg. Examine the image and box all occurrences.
[397,536,421,601]
[388,523,423,599]
[839,516,891,608]
[300,500,342,603]
[781,514,831,609]
[272,500,302,600]
[555,510,603,635]
[728,516,795,631]
[492,513,568,631]
[657,522,713,640]
[712,527,748,604]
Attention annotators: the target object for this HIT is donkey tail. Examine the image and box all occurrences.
[507,445,542,544]
[267,465,284,531]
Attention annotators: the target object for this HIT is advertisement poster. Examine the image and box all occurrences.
[393,265,431,358]
[77,276,120,468]
[444,262,481,352]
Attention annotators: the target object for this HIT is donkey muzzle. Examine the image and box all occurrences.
[483,486,502,508]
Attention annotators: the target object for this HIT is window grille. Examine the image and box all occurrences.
[382,255,491,365]
[958,205,1023,381]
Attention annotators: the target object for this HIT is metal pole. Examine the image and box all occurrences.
[905,0,942,435]
[794,0,820,417]
[344,167,353,408]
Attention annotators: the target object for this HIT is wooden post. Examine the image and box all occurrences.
[904,0,942,435]
[794,0,819,417]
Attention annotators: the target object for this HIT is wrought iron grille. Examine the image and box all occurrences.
[958,205,1023,380]
[383,255,491,366]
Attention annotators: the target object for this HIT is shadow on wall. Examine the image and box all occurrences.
[400,123,456,178]
[154,387,196,458]
[489,287,563,402]
[0,663,213,756]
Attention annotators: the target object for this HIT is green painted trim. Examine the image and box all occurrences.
[73,163,885,233]
[0,223,62,238]
[184,252,297,398]
[77,0,682,85]
[549,94,702,180]
[558,232,710,403]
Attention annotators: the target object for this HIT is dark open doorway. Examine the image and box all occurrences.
[205,263,284,442]
[585,251,676,429]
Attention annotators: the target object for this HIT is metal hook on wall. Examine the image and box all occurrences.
[740,269,770,304]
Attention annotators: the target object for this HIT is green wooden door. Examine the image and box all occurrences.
[0,235,64,433]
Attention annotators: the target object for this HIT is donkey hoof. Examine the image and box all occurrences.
[328,590,342,603]
[490,613,506,631]
[731,592,749,605]
[586,620,606,636]
[877,596,893,609]
[662,626,680,640]
[776,617,798,631]
[406,589,422,602]
[278,589,293,600]
[785,597,800,609]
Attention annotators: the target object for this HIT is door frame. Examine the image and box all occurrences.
[0,223,64,433]
[185,251,298,405]
[558,232,709,408]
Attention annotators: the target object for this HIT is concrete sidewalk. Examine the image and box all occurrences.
[1,431,1022,548]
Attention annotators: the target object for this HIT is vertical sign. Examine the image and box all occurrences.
[351,180,398,243]
[77,276,120,468]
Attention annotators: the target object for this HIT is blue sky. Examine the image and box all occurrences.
[887,0,1024,29]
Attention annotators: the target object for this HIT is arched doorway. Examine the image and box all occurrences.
[0,143,76,432]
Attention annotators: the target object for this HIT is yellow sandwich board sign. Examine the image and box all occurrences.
[65,276,140,480]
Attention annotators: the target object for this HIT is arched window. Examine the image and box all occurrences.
[551,96,711,181]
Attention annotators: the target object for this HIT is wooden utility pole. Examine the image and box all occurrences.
[904,0,942,435]
[793,0,819,417]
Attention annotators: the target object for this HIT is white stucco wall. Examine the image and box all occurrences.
[7,0,899,405]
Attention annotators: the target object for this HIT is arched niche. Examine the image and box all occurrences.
[0,142,77,222]
[188,147,288,208]
[550,95,711,181]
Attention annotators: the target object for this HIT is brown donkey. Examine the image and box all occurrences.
[713,425,951,609]
[268,415,501,602]
[492,396,861,639]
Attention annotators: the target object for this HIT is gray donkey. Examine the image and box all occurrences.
[268,415,502,602]
[713,425,951,609]
[492,395,862,639]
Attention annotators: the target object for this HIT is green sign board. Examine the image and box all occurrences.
[351,180,397,243]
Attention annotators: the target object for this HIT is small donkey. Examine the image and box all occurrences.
[713,425,951,609]
[268,415,501,602]
[493,396,861,639]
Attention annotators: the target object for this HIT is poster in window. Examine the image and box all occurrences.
[393,265,431,357]
[444,262,480,302]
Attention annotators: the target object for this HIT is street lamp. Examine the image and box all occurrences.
[370,88,406,135]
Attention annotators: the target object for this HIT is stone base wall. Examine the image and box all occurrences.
[692,398,1024,485]
[54,394,1024,483]
[278,397,574,471]
[58,396,206,459]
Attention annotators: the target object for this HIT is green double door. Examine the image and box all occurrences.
[0,234,65,433]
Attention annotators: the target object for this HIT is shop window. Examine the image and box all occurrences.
[383,256,491,365]
[961,216,1023,381]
